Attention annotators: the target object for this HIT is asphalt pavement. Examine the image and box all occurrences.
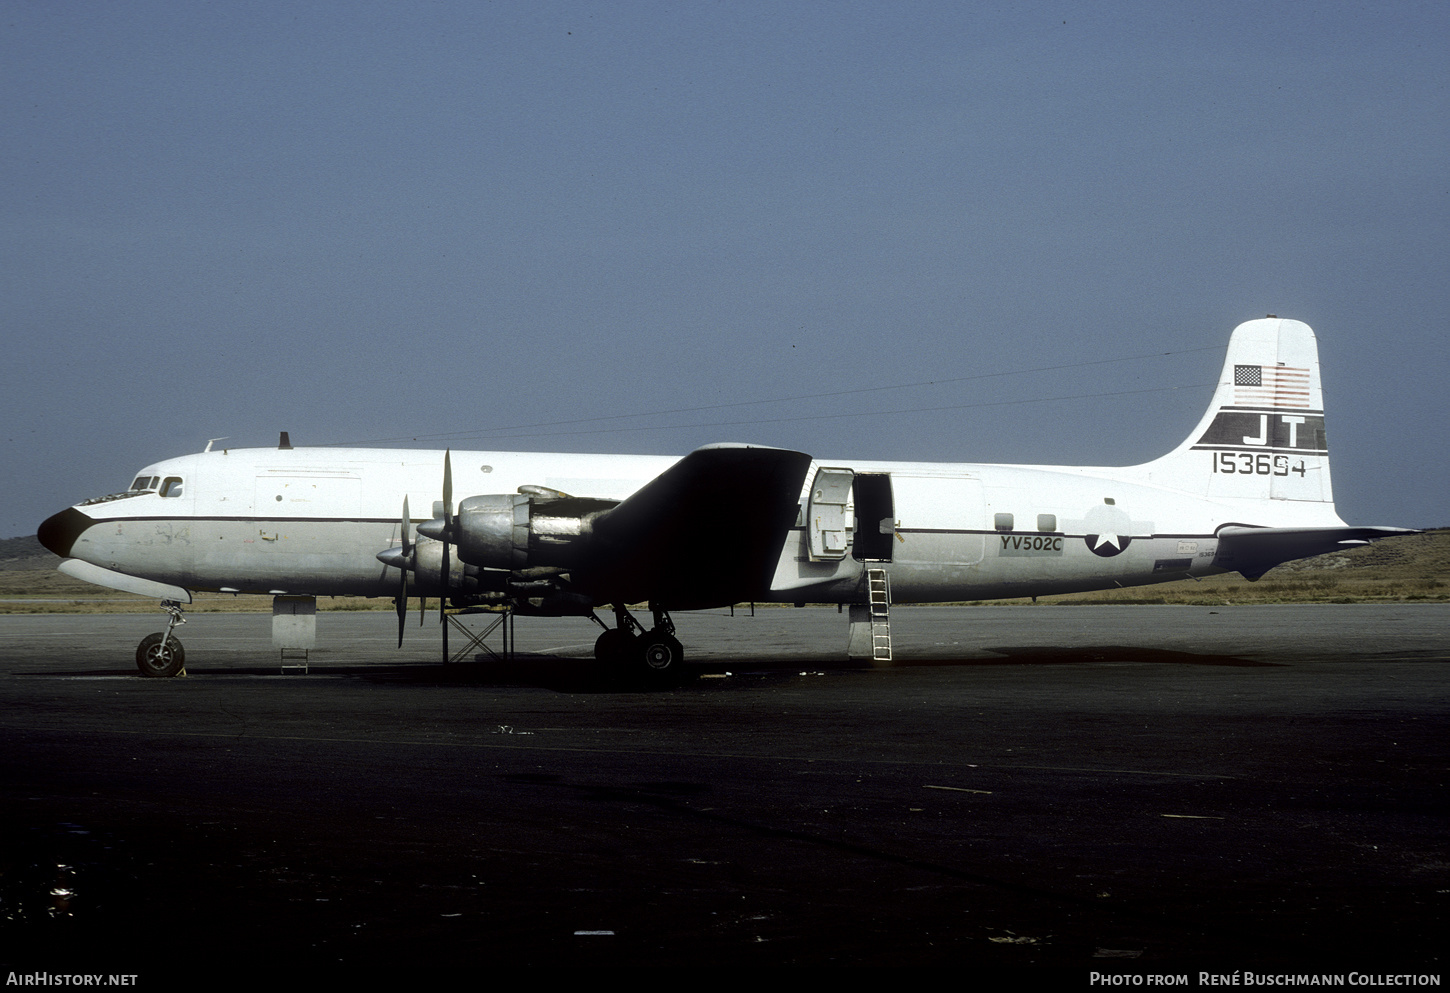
[0,604,1445,979]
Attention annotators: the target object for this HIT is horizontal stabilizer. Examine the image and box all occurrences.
[1213,525,1419,580]
[587,444,814,608]
[58,558,193,602]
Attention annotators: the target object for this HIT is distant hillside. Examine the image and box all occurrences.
[0,534,56,571]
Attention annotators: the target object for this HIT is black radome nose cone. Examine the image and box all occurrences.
[37,507,92,558]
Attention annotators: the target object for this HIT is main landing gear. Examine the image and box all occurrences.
[592,604,688,687]
[136,600,187,678]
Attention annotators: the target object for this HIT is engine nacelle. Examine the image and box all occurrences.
[451,493,618,573]
[409,537,506,596]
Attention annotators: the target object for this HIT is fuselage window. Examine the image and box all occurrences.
[994,513,1014,532]
[1037,514,1057,533]
[159,476,184,498]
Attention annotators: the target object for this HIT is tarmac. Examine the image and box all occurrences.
[0,604,1446,978]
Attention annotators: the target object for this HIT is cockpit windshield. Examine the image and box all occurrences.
[80,472,184,506]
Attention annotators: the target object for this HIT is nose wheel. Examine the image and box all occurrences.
[136,600,187,677]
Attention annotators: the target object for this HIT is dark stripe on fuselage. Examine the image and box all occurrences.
[82,517,1221,544]
[1219,405,1324,415]
[838,527,1215,542]
[55,514,402,528]
[1189,444,1329,454]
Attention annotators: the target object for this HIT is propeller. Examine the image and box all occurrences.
[439,450,453,662]
[411,450,457,662]
[375,495,414,647]
[395,496,410,646]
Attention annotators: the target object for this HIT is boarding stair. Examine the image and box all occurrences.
[868,568,892,662]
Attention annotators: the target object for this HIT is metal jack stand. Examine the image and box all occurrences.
[273,595,316,674]
[445,607,515,664]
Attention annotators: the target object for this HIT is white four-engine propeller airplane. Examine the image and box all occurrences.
[38,317,1415,683]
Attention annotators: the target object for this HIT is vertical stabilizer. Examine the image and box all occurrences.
[1143,318,1333,504]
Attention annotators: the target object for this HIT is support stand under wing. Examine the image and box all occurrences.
[273,595,315,674]
[445,607,516,664]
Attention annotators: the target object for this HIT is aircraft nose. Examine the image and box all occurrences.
[37,507,93,558]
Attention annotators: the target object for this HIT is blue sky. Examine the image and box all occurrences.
[3,1,1446,537]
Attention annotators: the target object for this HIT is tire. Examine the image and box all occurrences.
[136,633,185,678]
[638,633,686,685]
[593,628,635,667]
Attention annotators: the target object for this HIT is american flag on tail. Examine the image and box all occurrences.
[1233,365,1311,408]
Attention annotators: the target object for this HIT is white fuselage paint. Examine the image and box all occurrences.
[50,318,1410,628]
[60,443,1344,605]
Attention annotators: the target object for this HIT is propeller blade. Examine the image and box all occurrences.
[442,449,453,523]
[396,579,407,647]
[395,496,410,648]
[440,450,452,663]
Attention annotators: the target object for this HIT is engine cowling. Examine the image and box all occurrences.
[406,537,510,596]
[450,493,618,573]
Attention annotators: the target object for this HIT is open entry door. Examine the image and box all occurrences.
[806,469,896,562]
[806,467,854,560]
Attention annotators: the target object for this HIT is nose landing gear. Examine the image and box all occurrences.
[136,600,187,678]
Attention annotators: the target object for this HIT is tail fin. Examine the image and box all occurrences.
[1143,317,1333,504]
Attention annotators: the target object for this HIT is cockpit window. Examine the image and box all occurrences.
[80,472,174,507]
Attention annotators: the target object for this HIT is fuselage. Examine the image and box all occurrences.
[38,442,1347,606]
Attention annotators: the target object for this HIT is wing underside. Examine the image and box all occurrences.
[582,444,814,609]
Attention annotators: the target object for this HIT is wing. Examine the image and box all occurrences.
[1214,525,1420,580]
[581,444,814,609]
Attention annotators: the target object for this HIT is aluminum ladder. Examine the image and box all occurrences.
[867,567,892,662]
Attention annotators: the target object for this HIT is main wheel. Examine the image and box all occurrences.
[638,633,686,685]
[593,628,636,667]
[136,633,185,678]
